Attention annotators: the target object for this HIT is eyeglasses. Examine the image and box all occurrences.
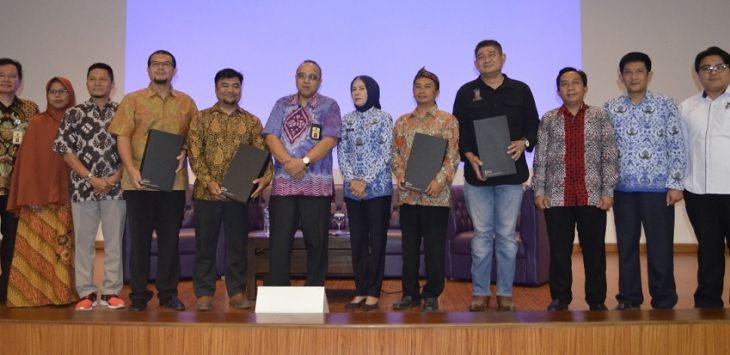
[296,72,320,81]
[48,89,68,95]
[699,63,729,74]
[150,61,173,69]
[0,73,18,80]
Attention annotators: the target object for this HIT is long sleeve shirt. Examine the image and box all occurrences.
[605,92,685,192]
[187,104,273,201]
[452,75,539,186]
[338,107,393,200]
[679,90,730,194]
[532,104,619,207]
[391,106,459,207]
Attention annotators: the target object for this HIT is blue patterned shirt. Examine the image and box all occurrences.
[262,93,341,197]
[338,107,393,200]
[604,92,685,192]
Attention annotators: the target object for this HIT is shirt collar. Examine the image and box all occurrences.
[0,96,21,111]
[410,105,439,120]
[559,103,587,117]
[702,86,728,99]
[622,91,655,106]
[287,92,321,108]
[211,103,245,116]
[476,73,515,91]
[84,97,115,110]
[145,84,178,99]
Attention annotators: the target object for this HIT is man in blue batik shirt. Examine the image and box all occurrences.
[604,52,686,310]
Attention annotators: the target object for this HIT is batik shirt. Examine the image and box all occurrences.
[262,93,341,197]
[0,97,39,195]
[187,104,273,201]
[391,105,459,208]
[108,85,197,191]
[338,107,393,200]
[605,92,685,192]
[532,104,619,207]
[53,99,122,202]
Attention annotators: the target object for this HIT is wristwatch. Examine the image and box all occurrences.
[522,138,530,148]
[302,157,311,168]
[84,172,93,181]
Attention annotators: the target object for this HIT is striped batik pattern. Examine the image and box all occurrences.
[6,204,78,307]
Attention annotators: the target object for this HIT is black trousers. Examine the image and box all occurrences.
[684,191,730,308]
[544,206,607,306]
[0,195,19,303]
[266,195,331,286]
[125,190,185,302]
[193,199,249,297]
[345,196,391,297]
[614,191,677,309]
[399,204,449,300]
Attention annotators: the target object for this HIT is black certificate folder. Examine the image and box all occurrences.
[474,115,516,178]
[404,133,447,192]
[220,144,270,203]
[140,129,184,192]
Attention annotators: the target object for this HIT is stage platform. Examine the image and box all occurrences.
[1,306,729,355]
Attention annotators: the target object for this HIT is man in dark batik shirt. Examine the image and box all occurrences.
[0,58,39,303]
[54,63,126,311]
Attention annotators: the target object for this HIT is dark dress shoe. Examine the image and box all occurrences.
[589,303,608,311]
[344,298,366,310]
[422,298,439,312]
[392,296,420,310]
[362,302,379,311]
[160,297,185,311]
[129,299,147,312]
[615,302,640,310]
[547,299,569,311]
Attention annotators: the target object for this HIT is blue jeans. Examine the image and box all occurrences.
[464,183,524,297]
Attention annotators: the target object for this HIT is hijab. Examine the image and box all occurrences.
[7,77,76,211]
[352,75,381,112]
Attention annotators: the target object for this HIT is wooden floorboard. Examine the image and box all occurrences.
[1,252,729,355]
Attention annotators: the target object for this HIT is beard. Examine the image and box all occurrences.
[153,78,169,85]
[222,98,239,106]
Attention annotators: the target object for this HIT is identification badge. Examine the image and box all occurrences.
[310,124,322,141]
[12,130,23,145]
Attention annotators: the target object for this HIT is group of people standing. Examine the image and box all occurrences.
[0,39,728,314]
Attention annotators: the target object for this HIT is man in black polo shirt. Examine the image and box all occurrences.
[452,39,539,312]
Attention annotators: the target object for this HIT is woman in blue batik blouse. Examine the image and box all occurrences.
[338,75,393,311]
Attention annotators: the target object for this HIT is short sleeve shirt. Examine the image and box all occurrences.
[53,99,123,202]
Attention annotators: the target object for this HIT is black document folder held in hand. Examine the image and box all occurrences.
[220,144,270,203]
[474,115,516,178]
[139,129,184,191]
[404,132,447,192]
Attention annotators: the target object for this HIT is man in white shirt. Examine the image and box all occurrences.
[679,46,730,308]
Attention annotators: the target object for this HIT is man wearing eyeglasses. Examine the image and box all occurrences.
[679,46,730,309]
[0,58,38,303]
[604,52,685,311]
[262,60,341,286]
[108,50,197,311]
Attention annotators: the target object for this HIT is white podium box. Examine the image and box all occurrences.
[254,286,329,314]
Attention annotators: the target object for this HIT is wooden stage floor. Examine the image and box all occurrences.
[1,252,729,354]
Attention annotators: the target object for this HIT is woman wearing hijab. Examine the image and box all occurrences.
[338,75,393,311]
[5,77,78,307]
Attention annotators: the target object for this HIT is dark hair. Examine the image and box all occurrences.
[298,59,322,78]
[413,67,440,91]
[474,39,503,57]
[147,49,177,68]
[556,67,588,90]
[87,62,114,82]
[214,68,243,85]
[619,52,652,73]
[694,46,730,73]
[0,58,23,80]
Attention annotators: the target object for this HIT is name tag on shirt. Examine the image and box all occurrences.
[310,124,322,141]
